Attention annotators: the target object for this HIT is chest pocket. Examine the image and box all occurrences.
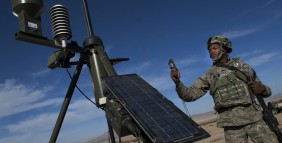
[210,71,252,111]
[209,68,235,95]
[213,72,237,92]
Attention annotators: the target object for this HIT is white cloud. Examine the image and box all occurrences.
[2,98,105,143]
[221,7,282,40]
[5,99,104,134]
[5,113,58,133]
[222,28,259,39]
[246,52,278,67]
[0,79,60,118]
[31,68,51,77]
[240,0,276,15]
[236,50,264,58]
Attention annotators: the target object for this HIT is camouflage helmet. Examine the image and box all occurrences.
[207,36,232,53]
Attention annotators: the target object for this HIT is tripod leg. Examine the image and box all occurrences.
[49,58,84,143]
[107,119,116,143]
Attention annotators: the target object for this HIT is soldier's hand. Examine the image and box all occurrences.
[248,81,266,95]
[170,68,180,83]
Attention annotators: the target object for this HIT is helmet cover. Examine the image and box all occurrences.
[207,36,232,53]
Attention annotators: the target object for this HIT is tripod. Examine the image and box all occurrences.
[49,0,118,142]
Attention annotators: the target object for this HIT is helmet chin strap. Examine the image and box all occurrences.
[212,45,226,62]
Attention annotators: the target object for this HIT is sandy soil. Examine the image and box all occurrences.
[193,113,282,143]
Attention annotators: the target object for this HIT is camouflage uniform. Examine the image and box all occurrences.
[176,58,278,143]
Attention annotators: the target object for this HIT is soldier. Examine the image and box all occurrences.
[170,36,278,143]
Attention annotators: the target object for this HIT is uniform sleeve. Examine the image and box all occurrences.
[175,73,209,102]
[252,70,272,97]
[242,62,272,97]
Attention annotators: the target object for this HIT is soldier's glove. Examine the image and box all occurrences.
[170,69,180,84]
[248,81,266,95]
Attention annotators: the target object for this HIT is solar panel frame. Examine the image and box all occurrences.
[102,74,210,143]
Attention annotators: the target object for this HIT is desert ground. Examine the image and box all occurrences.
[87,111,282,143]
[194,112,282,143]
[87,95,282,143]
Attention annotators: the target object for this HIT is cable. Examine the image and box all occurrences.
[108,132,111,143]
[65,68,98,106]
[182,100,191,117]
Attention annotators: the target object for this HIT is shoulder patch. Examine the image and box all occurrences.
[231,57,243,69]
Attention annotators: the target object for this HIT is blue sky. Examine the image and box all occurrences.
[1,0,282,143]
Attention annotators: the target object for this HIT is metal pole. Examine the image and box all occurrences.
[49,58,85,143]
[82,0,94,36]
[87,48,105,105]
[107,119,116,143]
[81,1,116,142]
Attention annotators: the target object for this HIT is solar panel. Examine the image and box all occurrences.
[102,74,210,143]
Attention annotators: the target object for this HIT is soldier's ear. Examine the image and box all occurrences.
[222,47,228,54]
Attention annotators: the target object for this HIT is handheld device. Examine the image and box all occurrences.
[168,59,178,70]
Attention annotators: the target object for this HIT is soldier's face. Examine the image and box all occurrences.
[208,43,221,60]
